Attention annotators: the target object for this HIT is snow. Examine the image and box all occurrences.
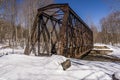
[0,44,24,57]
[108,45,120,58]
[94,43,120,58]
[0,43,120,80]
[114,72,120,79]
[0,54,67,80]
[0,54,120,80]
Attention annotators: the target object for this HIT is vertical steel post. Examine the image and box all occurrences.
[60,6,69,57]
[38,15,42,55]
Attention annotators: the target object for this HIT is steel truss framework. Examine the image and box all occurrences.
[24,4,93,58]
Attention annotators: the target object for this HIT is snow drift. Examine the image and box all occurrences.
[0,54,119,80]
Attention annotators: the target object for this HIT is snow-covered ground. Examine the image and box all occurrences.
[0,44,24,56]
[94,43,120,58]
[0,54,118,80]
[0,43,120,80]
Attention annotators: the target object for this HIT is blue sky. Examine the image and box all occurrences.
[16,0,111,29]
[55,0,111,28]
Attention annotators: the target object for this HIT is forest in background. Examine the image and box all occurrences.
[0,0,54,48]
[91,11,120,45]
[89,0,120,45]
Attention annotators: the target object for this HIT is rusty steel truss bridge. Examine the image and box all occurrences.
[24,4,93,58]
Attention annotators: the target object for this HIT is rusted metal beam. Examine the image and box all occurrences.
[38,4,69,11]
[41,12,62,23]
[24,3,93,59]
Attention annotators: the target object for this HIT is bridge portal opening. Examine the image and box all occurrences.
[24,4,93,58]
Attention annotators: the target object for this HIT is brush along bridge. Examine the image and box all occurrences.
[24,4,93,58]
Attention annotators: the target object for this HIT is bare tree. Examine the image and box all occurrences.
[100,11,120,44]
[20,0,54,54]
[0,0,54,48]
[90,24,98,43]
